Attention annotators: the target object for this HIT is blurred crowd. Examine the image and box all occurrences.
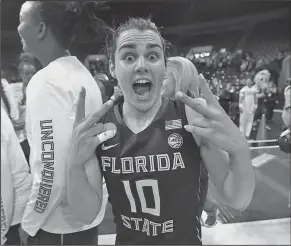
[186,48,290,136]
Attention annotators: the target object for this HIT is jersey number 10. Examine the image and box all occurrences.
[122,179,161,216]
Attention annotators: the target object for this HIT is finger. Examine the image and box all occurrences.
[176,91,213,119]
[184,125,213,138]
[104,122,117,132]
[89,122,117,137]
[88,123,105,137]
[84,99,114,130]
[188,117,211,128]
[198,74,219,105]
[74,87,86,127]
[110,95,116,101]
[95,130,116,146]
[186,89,197,99]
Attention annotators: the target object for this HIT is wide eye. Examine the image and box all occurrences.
[148,53,158,62]
[124,55,135,62]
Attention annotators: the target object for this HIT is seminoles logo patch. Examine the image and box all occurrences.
[168,133,183,149]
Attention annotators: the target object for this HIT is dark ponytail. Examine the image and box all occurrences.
[35,1,109,49]
[76,1,109,38]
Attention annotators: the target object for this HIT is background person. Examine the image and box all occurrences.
[13,53,41,165]
[239,77,258,139]
[252,69,271,131]
[17,1,108,244]
[1,108,32,245]
[265,80,278,122]
[162,56,219,227]
[1,75,19,121]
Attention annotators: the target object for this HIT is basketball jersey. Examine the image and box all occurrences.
[96,98,206,245]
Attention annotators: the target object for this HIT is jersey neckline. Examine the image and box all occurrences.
[114,97,170,135]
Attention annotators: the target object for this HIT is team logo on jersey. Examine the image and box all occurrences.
[168,133,183,149]
[165,119,182,130]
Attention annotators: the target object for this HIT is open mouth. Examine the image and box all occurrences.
[132,79,152,98]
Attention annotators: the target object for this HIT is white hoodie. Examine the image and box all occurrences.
[1,109,32,244]
[1,78,19,121]
[23,56,108,236]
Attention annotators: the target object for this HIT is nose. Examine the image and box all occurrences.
[135,57,148,73]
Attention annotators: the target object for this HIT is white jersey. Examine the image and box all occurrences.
[23,56,108,236]
[1,109,32,244]
[239,86,257,114]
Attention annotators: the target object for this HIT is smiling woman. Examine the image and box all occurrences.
[16,1,108,245]
[17,1,106,66]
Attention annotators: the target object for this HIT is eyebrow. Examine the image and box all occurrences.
[118,43,136,52]
[146,43,162,50]
[118,42,163,52]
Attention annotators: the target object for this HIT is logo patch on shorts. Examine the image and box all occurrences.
[168,133,183,149]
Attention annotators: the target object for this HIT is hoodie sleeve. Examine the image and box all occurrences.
[1,110,16,244]
[22,81,75,236]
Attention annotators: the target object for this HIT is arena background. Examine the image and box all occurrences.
[1,0,290,244]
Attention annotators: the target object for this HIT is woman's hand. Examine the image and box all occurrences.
[176,74,248,154]
[69,88,116,167]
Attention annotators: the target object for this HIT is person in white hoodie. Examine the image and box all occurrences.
[17,1,108,244]
[1,77,20,122]
[239,77,258,139]
[1,108,32,245]
[13,53,41,166]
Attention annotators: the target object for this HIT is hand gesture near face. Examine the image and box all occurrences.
[69,88,117,166]
[176,74,248,154]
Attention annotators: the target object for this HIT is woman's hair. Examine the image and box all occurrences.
[31,1,108,49]
[18,52,42,72]
[106,17,171,63]
[254,69,271,90]
[166,57,200,97]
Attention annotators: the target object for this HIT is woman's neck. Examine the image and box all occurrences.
[122,98,162,134]
[39,48,70,68]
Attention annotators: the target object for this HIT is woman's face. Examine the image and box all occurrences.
[110,29,166,112]
[18,2,41,57]
[20,63,37,85]
[246,78,253,87]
